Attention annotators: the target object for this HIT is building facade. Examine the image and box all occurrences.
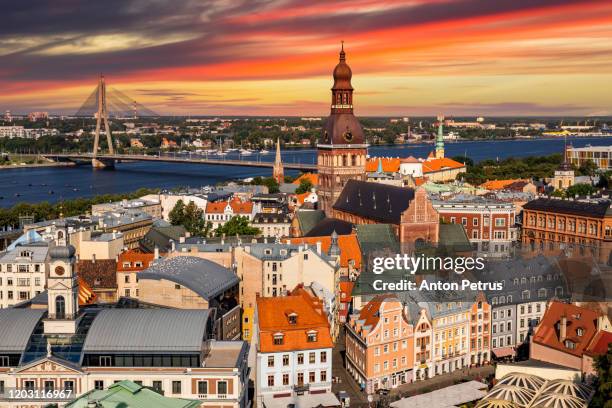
[0,242,49,308]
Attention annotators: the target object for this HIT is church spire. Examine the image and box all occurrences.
[435,114,445,159]
[272,138,284,184]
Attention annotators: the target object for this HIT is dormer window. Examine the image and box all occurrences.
[273,333,284,345]
[287,312,298,325]
[564,340,576,349]
[307,330,318,342]
[576,328,584,337]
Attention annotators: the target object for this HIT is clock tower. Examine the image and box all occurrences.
[44,245,79,335]
[317,43,367,215]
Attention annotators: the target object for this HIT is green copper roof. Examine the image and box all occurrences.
[65,380,201,408]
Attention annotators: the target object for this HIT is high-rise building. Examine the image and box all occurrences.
[317,43,367,215]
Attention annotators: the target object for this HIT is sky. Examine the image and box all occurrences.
[1,0,612,117]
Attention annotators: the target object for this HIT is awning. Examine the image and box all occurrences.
[492,347,515,358]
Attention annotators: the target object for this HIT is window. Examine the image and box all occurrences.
[321,370,327,382]
[55,295,66,319]
[0,380,4,395]
[94,380,104,390]
[288,313,298,324]
[307,331,317,342]
[309,352,316,364]
[267,376,274,387]
[0,356,9,367]
[268,355,274,367]
[197,381,208,396]
[273,333,284,345]
[172,381,181,394]
[124,275,130,283]
[298,353,304,364]
[124,289,130,297]
[99,356,112,367]
[152,381,162,394]
[473,218,479,226]
[283,354,289,366]
[174,284,181,290]
[309,372,316,383]
[283,374,289,385]
[320,351,327,363]
[44,380,54,392]
[64,381,74,392]
[297,373,304,385]
[495,218,506,227]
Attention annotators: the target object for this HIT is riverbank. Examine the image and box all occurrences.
[0,161,74,170]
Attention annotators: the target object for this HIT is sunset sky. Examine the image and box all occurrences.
[1,0,612,116]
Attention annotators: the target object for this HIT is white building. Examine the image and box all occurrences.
[399,156,423,178]
[254,291,337,407]
[0,242,50,308]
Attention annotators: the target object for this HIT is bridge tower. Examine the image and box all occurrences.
[92,75,115,169]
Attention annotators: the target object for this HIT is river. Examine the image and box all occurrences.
[0,136,609,207]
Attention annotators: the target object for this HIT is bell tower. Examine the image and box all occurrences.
[317,43,368,215]
[44,245,79,335]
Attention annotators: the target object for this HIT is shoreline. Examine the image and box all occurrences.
[0,161,75,171]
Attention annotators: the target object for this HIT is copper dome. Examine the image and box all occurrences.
[332,46,353,90]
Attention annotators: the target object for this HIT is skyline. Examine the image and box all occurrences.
[1,0,612,116]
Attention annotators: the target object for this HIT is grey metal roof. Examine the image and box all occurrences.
[0,242,50,263]
[82,309,210,353]
[139,256,238,300]
[0,309,45,352]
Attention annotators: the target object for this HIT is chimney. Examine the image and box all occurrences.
[316,241,322,255]
[154,246,160,259]
[170,239,176,252]
[559,316,567,341]
[179,236,185,243]
[92,253,96,263]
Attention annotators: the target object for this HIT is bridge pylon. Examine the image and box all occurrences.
[92,75,115,169]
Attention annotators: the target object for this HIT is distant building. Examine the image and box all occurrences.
[28,111,48,121]
[251,212,292,238]
[272,138,284,184]
[567,145,612,171]
[205,198,255,230]
[116,249,156,299]
[91,197,162,219]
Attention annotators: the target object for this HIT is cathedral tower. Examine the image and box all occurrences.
[435,115,445,159]
[317,43,368,215]
[44,245,79,335]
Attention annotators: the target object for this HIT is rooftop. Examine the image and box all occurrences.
[139,256,238,301]
[391,380,488,408]
[83,309,210,353]
[0,309,45,353]
[523,196,611,218]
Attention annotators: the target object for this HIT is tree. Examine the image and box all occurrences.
[565,183,597,198]
[295,178,313,194]
[590,344,612,408]
[451,155,474,167]
[215,216,260,237]
[169,199,212,236]
[577,159,598,177]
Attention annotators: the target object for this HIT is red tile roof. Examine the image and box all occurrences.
[357,294,397,329]
[532,301,602,357]
[339,281,354,304]
[289,234,361,269]
[117,249,156,272]
[77,277,97,305]
[584,330,612,357]
[206,198,253,214]
[366,158,400,172]
[480,179,522,190]
[293,173,319,186]
[257,291,333,353]
[422,157,466,173]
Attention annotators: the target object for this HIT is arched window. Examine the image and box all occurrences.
[57,231,64,240]
[55,296,66,319]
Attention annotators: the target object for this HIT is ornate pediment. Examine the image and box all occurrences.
[16,357,82,374]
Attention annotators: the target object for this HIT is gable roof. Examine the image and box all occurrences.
[206,198,253,214]
[77,259,118,290]
[257,293,333,353]
[83,309,210,353]
[117,249,156,272]
[0,309,44,353]
[357,294,398,330]
[293,173,319,186]
[333,180,415,224]
[139,256,238,301]
[295,209,325,235]
[480,179,521,190]
[523,197,611,218]
[532,301,602,357]
[366,157,400,173]
[289,233,362,269]
[305,217,354,237]
[584,330,612,357]
[422,157,466,173]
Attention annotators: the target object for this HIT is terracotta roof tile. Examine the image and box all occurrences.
[584,330,612,357]
[293,173,319,186]
[366,158,400,172]
[358,294,397,329]
[480,179,521,190]
[117,249,156,272]
[339,281,354,303]
[206,198,253,214]
[77,259,118,289]
[257,292,333,353]
[532,301,602,357]
[422,157,466,173]
[289,234,361,269]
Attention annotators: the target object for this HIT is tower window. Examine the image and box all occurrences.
[55,295,66,319]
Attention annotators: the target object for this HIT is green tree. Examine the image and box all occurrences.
[215,216,260,237]
[295,178,313,194]
[590,344,612,408]
[565,183,597,198]
[169,199,212,236]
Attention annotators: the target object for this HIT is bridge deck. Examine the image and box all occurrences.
[43,153,317,171]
